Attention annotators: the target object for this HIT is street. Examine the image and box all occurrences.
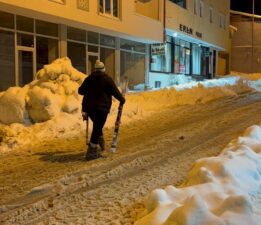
[1,92,261,224]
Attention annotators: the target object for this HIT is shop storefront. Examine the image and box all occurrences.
[0,10,147,92]
[0,11,59,91]
[149,35,213,88]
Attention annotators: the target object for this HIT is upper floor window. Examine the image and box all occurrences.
[219,14,226,29]
[209,7,213,23]
[99,0,119,18]
[169,0,186,9]
[194,0,198,15]
[199,1,204,17]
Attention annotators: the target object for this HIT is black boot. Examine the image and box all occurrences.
[86,143,101,161]
[98,136,105,151]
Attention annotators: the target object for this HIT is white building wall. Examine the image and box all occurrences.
[0,0,164,43]
[166,0,230,51]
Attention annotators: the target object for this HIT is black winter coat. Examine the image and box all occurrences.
[78,71,125,113]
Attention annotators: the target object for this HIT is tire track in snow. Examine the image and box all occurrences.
[1,92,261,224]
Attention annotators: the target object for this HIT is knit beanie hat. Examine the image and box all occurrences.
[95,60,105,72]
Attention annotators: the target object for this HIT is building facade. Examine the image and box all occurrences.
[0,0,230,92]
[231,10,261,74]
[149,0,230,87]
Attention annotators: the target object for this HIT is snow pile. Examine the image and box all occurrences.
[0,58,86,151]
[0,57,85,124]
[28,57,85,122]
[135,125,261,225]
[121,76,251,123]
[0,87,28,124]
[0,64,260,152]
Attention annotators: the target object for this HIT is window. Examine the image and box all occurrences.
[219,14,226,29]
[100,47,115,78]
[16,15,34,33]
[150,42,172,73]
[0,11,14,29]
[0,30,15,91]
[174,38,191,74]
[36,20,58,37]
[121,51,145,90]
[67,26,86,42]
[209,7,213,23]
[67,42,86,73]
[194,0,198,14]
[100,34,116,48]
[169,0,186,9]
[199,1,204,17]
[87,31,99,44]
[120,38,146,90]
[192,43,201,75]
[223,16,226,29]
[120,38,145,53]
[36,37,58,71]
[17,33,34,47]
[99,0,119,18]
[219,14,222,28]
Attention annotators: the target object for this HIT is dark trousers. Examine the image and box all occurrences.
[88,110,108,145]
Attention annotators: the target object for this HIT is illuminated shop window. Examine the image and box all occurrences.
[150,42,172,73]
[99,0,119,18]
[174,38,191,75]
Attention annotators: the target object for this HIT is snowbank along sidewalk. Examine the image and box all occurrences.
[135,124,261,225]
[0,57,259,153]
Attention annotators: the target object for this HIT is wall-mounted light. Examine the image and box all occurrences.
[173,32,178,37]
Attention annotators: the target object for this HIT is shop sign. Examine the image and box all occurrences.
[151,43,165,55]
[179,24,203,39]
[179,24,193,35]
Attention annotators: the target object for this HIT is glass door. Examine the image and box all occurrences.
[87,53,99,75]
[17,47,35,86]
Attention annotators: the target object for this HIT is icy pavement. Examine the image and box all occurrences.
[1,92,261,224]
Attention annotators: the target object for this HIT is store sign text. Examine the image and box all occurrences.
[151,43,165,55]
[179,24,203,39]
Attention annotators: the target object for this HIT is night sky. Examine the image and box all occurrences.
[231,0,261,16]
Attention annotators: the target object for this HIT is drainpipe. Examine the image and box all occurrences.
[163,0,166,43]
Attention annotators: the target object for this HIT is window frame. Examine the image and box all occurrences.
[209,7,213,23]
[194,0,198,15]
[150,40,173,73]
[199,0,204,18]
[99,0,120,18]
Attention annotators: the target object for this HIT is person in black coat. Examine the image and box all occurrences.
[78,60,125,160]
